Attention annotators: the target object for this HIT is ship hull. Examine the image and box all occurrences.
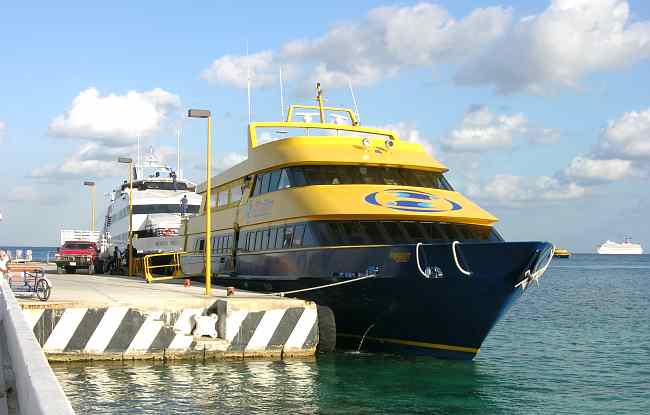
[183,240,553,359]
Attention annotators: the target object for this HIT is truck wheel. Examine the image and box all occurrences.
[316,306,336,353]
[65,266,74,274]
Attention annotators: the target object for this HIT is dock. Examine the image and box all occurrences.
[13,267,319,362]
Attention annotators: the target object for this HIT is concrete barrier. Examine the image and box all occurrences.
[0,278,75,415]
[21,297,318,361]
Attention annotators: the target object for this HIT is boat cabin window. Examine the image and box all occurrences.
[230,186,243,203]
[250,165,453,197]
[217,190,229,207]
[238,220,503,253]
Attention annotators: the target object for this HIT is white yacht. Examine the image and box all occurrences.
[100,152,202,268]
[597,238,643,255]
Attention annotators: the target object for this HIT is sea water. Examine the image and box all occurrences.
[52,254,650,414]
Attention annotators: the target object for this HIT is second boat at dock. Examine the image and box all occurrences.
[180,86,554,359]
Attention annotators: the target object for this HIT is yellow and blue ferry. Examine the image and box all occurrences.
[181,87,553,359]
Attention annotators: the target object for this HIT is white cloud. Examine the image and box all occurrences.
[457,0,650,93]
[441,106,558,152]
[201,51,278,88]
[48,87,181,145]
[219,152,247,171]
[6,186,62,204]
[0,121,6,142]
[380,122,436,156]
[564,156,634,183]
[202,3,511,89]
[468,174,588,206]
[597,108,650,159]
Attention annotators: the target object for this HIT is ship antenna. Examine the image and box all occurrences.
[348,77,361,125]
[279,65,285,121]
[176,127,181,177]
[316,82,324,123]
[246,42,252,125]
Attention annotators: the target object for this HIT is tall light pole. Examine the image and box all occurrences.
[118,157,134,276]
[188,108,212,296]
[83,181,96,231]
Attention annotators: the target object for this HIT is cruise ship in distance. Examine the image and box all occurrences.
[180,85,554,360]
[597,238,643,255]
[98,151,202,271]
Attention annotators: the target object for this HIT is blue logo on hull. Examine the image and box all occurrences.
[365,189,462,213]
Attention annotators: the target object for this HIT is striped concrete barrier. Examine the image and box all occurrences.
[21,298,318,361]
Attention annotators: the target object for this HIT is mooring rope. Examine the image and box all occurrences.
[271,274,376,297]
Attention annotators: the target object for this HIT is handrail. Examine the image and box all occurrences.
[143,251,185,283]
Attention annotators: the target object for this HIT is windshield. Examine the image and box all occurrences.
[63,243,93,250]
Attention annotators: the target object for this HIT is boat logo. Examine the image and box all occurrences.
[364,189,462,213]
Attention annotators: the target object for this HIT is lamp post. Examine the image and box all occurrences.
[117,157,134,276]
[83,181,96,231]
[188,108,212,296]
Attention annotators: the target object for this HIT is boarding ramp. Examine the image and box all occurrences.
[0,278,75,415]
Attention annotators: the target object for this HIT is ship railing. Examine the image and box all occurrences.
[142,251,185,283]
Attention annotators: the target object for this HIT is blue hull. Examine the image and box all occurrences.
[211,241,553,359]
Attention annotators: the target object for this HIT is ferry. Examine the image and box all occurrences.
[553,248,571,258]
[99,151,202,272]
[180,86,554,359]
[597,238,643,255]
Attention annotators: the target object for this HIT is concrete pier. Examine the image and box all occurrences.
[14,269,318,362]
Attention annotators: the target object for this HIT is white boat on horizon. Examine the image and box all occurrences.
[597,238,643,255]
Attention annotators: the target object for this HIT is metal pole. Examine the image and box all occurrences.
[205,116,212,296]
[128,163,134,277]
[91,185,96,231]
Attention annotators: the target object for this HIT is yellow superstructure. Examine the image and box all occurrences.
[183,99,497,251]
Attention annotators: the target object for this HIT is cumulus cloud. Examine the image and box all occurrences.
[441,106,558,152]
[48,87,181,145]
[457,0,650,93]
[219,152,247,171]
[201,3,511,89]
[596,108,650,159]
[564,156,635,183]
[201,51,277,88]
[468,174,588,206]
[6,186,64,204]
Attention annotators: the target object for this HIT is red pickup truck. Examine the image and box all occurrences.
[54,241,99,274]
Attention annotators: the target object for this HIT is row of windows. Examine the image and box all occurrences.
[120,181,193,192]
[237,220,502,253]
[111,204,200,222]
[251,166,454,197]
[194,233,235,254]
[209,183,243,209]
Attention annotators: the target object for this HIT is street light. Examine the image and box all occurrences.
[83,181,96,231]
[188,108,212,296]
[117,157,134,276]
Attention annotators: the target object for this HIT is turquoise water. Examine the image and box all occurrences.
[53,254,650,414]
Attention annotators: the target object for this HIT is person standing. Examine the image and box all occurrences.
[180,194,188,216]
[170,171,177,191]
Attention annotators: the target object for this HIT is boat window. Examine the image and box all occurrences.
[132,204,200,215]
[302,224,317,247]
[278,169,291,189]
[292,224,305,248]
[217,190,228,207]
[269,170,281,192]
[230,186,242,203]
[199,239,205,252]
[260,173,271,194]
[282,226,294,249]
[261,229,270,251]
[141,181,189,191]
[269,227,278,250]
[252,176,262,197]
[288,167,307,187]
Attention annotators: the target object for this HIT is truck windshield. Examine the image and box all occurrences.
[64,243,93,249]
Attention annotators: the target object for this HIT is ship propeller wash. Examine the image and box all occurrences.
[179,86,555,359]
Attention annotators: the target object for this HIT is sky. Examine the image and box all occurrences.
[1,0,649,252]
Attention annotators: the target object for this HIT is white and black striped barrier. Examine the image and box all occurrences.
[20,299,319,361]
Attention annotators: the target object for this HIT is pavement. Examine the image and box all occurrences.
[11,263,294,311]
